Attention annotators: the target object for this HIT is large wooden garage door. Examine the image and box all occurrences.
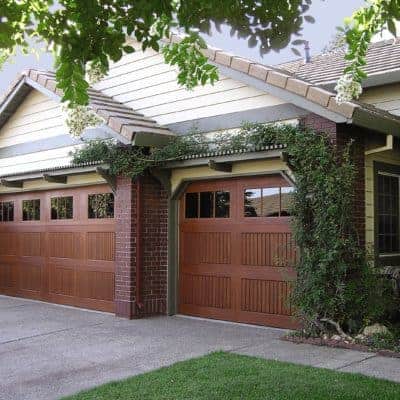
[0,184,115,312]
[179,176,297,328]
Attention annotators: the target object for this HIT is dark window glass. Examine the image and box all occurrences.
[185,193,198,218]
[244,188,262,217]
[0,201,14,222]
[88,193,114,219]
[280,187,295,216]
[22,199,40,221]
[51,196,73,220]
[215,191,230,218]
[262,188,280,217]
[200,192,214,218]
[377,174,399,253]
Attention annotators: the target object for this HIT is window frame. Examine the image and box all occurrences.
[88,193,115,219]
[0,201,14,222]
[50,195,74,220]
[22,199,41,222]
[184,190,231,220]
[374,161,400,265]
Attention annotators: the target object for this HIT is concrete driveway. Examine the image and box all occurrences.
[1,295,399,400]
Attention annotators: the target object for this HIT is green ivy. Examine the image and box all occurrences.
[72,123,396,334]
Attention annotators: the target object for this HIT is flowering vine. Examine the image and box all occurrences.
[335,73,362,104]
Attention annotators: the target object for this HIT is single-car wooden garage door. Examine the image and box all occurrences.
[0,184,115,312]
[179,176,297,328]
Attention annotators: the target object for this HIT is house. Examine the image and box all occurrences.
[0,36,399,329]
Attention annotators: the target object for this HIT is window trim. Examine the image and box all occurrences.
[0,200,14,222]
[22,199,41,222]
[374,161,400,265]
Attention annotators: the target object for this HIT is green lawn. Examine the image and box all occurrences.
[63,352,400,400]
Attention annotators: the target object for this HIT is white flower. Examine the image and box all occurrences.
[86,61,105,85]
[65,105,104,137]
[335,73,362,104]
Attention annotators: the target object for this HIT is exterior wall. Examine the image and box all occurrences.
[0,172,106,194]
[300,114,366,246]
[94,41,290,127]
[365,149,400,252]
[360,84,400,116]
[170,158,288,195]
[0,90,84,176]
[114,175,168,318]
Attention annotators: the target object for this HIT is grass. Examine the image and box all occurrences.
[63,352,400,400]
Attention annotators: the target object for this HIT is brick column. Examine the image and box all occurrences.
[300,113,366,247]
[115,176,137,318]
[114,175,168,318]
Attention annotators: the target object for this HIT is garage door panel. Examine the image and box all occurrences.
[49,263,75,297]
[76,270,114,302]
[182,231,232,265]
[0,232,17,256]
[0,185,115,312]
[19,232,43,257]
[48,232,82,259]
[18,261,43,293]
[180,176,297,329]
[241,231,297,267]
[0,259,17,291]
[87,231,115,261]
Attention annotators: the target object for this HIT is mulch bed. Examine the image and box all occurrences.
[282,335,400,359]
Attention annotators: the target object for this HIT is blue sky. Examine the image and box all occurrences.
[0,0,366,94]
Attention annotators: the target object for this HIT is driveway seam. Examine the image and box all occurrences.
[335,353,378,371]
[0,322,107,346]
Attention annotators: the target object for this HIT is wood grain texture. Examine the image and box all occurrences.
[179,176,298,329]
[0,184,115,312]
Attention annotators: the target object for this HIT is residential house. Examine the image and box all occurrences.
[0,36,399,329]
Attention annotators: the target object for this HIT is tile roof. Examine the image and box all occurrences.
[276,38,400,85]
[0,69,174,143]
[165,34,400,134]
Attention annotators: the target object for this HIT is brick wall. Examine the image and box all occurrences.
[300,113,366,246]
[114,175,168,318]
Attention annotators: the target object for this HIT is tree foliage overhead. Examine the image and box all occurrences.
[0,0,316,106]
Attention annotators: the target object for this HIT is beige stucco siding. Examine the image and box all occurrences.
[365,149,400,251]
[170,158,288,195]
[0,172,106,194]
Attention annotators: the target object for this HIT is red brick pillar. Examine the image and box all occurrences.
[114,175,169,318]
[114,176,137,318]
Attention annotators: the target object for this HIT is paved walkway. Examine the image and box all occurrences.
[0,295,399,400]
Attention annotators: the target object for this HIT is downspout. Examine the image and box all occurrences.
[135,175,144,314]
[364,134,393,155]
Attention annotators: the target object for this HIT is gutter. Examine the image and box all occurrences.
[365,134,393,155]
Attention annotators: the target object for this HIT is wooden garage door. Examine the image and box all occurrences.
[179,176,298,328]
[0,184,115,312]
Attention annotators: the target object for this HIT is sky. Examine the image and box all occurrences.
[0,0,368,94]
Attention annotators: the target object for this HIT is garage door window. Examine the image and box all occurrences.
[22,199,40,221]
[88,193,114,219]
[185,191,230,219]
[244,187,294,217]
[51,196,73,220]
[0,201,14,222]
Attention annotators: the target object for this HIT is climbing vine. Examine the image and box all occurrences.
[72,123,395,335]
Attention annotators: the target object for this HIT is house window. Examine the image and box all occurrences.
[244,186,294,217]
[51,196,73,220]
[377,173,400,254]
[22,199,40,221]
[0,201,14,222]
[88,193,114,219]
[185,191,230,219]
